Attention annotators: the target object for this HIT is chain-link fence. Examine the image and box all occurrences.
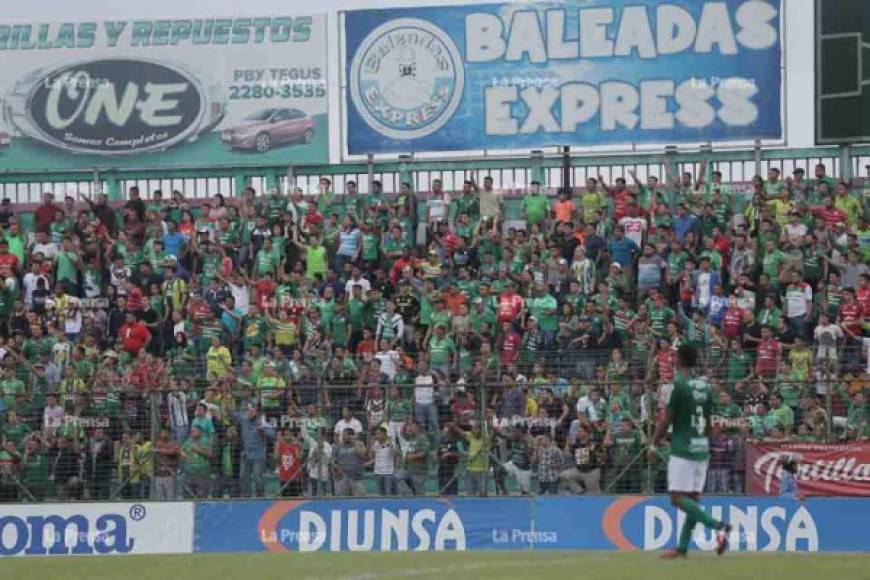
[1,345,866,503]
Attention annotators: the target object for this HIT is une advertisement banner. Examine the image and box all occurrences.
[0,16,328,170]
[343,0,783,154]
[194,496,870,554]
[746,441,870,497]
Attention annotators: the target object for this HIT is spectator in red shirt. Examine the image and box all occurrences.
[498,321,522,366]
[253,272,277,311]
[119,312,151,354]
[838,290,863,338]
[303,200,324,231]
[123,281,144,311]
[274,428,304,497]
[444,285,467,317]
[599,175,631,222]
[655,339,675,383]
[356,328,376,357]
[451,386,477,428]
[810,196,848,227]
[754,325,781,377]
[0,239,20,288]
[497,281,524,324]
[34,192,62,234]
[722,296,748,340]
[389,248,419,285]
[856,274,870,316]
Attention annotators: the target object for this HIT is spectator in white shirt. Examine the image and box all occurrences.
[43,393,65,435]
[22,261,50,309]
[30,231,58,263]
[413,359,439,439]
[344,267,371,297]
[375,342,401,381]
[333,407,364,442]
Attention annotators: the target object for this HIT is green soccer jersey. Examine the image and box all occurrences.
[522,194,549,224]
[528,294,558,333]
[667,373,713,461]
[255,248,280,276]
[362,233,379,261]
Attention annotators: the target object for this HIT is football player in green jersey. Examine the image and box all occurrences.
[650,344,732,558]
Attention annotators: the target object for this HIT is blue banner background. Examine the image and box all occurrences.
[344,0,782,154]
[194,496,870,553]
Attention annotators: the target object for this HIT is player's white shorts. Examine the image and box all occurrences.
[667,455,708,493]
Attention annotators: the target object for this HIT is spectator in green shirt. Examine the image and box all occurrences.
[765,393,795,437]
[521,181,549,227]
[181,425,214,498]
[428,324,456,377]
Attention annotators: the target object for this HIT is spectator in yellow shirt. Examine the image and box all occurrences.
[206,336,232,379]
[765,186,794,226]
[834,182,861,225]
[580,178,606,223]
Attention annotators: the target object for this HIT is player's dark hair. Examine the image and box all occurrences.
[676,344,698,369]
[781,458,798,474]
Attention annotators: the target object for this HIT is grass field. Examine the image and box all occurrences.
[2,551,870,580]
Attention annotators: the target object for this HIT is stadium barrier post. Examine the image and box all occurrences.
[530,150,545,185]
[839,144,852,181]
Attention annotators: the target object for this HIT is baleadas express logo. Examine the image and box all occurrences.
[602,497,819,552]
[349,18,465,140]
[8,58,224,155]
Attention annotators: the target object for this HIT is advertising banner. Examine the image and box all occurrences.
[746,441,870,497]
[0,16,328,171]
[0,502,194,557]
[343,0,782,154]
[193,496,870,554]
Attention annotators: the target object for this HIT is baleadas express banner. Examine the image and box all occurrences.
[0,16,328,170]
[343,0,782,154]
[746,441,870,497]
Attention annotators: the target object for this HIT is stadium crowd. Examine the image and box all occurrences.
[0,160,868,502]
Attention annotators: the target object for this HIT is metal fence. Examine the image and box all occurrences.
[1,144,869,202]
[1,345,865,503]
